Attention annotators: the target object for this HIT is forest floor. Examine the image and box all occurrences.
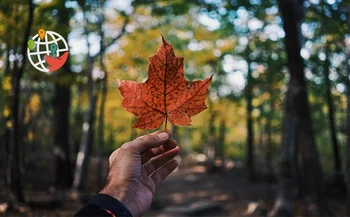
[0,155,347,217]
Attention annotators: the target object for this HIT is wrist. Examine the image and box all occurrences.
[89,194,133,217]
[100,186,138,217]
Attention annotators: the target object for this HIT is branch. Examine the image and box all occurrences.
[17,0,34,79]
[93,14,132,59]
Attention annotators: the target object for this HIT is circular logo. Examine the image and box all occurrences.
[27,29,69,73]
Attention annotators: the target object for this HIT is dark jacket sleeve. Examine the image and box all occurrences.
[75,203,113,216]
[75,194,133,217]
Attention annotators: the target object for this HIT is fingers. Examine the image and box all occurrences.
[143,146,180,175]
[141,139,177,164]
[125,130,171,154]
[150,159,179,186]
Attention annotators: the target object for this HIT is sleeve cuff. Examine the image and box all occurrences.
[89,194,133,217]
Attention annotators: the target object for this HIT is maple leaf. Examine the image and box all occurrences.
[118,35,212,129]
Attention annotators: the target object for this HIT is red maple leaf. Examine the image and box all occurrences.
[118,36,212,129]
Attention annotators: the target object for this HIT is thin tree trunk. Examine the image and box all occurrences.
[7,0,34,202]
[217,119,225,160]
[72,6,97,190]
[323,50,342,174]
[73,85,84,153]
[96,79,106,189]
[265,84,273,174]
[206,110,218,173]
[258,123,263,155]
[96,10,108,190]
[208,111,216,160]
[1,46,11,185]
[72,54,96,190]
[206,99,216,161]
[1,119,10,185]
[264,73,275,200]
[245,37,255,180]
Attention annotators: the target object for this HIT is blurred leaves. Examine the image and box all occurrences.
[0,0,348,165]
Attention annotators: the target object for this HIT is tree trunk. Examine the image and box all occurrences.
[207,107,216,160]
[72,5,97,190]
[245,39,255,180]
[72,54,96,191]
[216,119,226,160]
[96,75,107,189]
[272,0,326,215]
[72,97,97,191]
[323,51,342,174]
[53,81,73,188]
[53,0,74,189]
[265,85,273,174]
[1,46,11,185]
[96,13,108,189]
[270,88,297,217]
[7,0,34,202]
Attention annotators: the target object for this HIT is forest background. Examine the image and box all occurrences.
[0,0,349,216]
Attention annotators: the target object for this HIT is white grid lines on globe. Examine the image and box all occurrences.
[45,31,50,57]
[29,49,68,55]
[34,60,46,67]
[36,35,48,71]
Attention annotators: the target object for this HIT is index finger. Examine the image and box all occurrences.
[126,130,171,154]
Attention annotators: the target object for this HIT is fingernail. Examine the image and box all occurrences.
[157,132,169,140]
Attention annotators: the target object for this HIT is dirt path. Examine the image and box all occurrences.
[2,162,345,216]
[146,165,277,217]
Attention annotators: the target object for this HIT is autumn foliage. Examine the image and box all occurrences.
[118,36,212,129]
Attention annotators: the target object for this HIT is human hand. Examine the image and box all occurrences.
[100,130,180,217]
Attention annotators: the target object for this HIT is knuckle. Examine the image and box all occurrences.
[143,134,158,142]
[120,142,137,153]
[108,150,118,164]
[121,142,132,150]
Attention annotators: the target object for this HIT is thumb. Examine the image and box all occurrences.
[127,130,170,154]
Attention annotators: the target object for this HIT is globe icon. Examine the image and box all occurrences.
[27,30,69,73]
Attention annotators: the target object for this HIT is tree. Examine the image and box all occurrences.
[51,0,75,188]
[323,45,342,177]
[72,2,98,190]
[305,1,347,183]
[96,6,108,189]
[6,0,34,202]
[271,0,325,215]
[72,0,130,190]
[245,36,255,180]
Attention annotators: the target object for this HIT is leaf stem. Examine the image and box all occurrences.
[165,113,168,130]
